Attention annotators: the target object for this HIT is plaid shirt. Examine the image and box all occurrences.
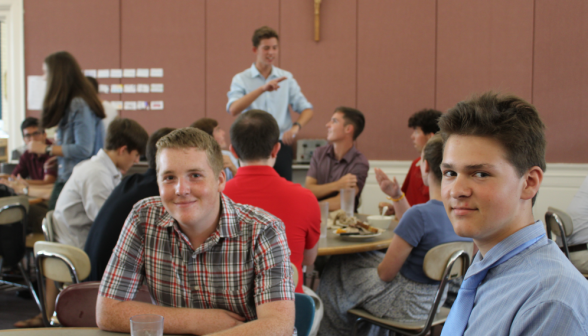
[99,194,295,321]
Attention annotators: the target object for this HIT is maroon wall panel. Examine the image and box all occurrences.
[120,0,205,133]
[24,0,121,118]
[533,0,588,163]
[280,0,357,141]
[205,0,279,139]
[436,0,534,111]
[357,0,436,160]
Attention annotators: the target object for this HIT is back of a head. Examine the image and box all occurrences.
[438,92,546,178]
[21,117,41,134]
[230,109,279,162]
[335,106,365,140]
[105,118,149,156]
[252,26,279,47]
[42,51,105,128]
[146,127,175,170]
[190,118,218,136]
[422,134,444,184]
[156,127,223,176]
[408,108,443,134]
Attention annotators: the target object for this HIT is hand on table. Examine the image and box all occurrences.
[27,141,47,155]
[262,76,287,93]
[337,173,357,190]
[0,175,28,195]
[375,168,402,199]
[378,202,396,216]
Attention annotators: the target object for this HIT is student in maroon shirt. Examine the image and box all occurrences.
[12,117,57,184]
[377,109,441,219]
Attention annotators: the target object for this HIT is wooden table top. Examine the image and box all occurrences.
[28,196,45,205]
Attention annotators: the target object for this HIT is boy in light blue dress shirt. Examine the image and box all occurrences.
[439,92,588,336]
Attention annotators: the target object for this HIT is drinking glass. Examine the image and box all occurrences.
[319,201,329,238]
[340,188,355,218]
[130,314,164,336]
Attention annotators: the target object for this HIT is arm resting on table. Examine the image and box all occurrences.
[209,300,295,336]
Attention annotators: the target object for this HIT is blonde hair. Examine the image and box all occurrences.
[155,127,223,176]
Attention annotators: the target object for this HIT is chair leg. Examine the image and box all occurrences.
[353,317,365,336]
[18,262,41,312]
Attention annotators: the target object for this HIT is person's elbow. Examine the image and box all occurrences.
[377,263,393,282]
[96,296,120,332]
[227,102,241,116]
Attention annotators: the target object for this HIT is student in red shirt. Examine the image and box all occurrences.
[378,109,442,219]
[224,109,321,294]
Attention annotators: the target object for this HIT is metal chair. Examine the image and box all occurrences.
[34,241,91,326]
[41,210,56,242]
[0,195,41,311]
[55,281,154,327]
[545,207,574,258]
[348,242,473,336]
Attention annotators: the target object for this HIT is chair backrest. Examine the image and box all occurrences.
[423,242,473,281]
[34,241,91,283]
[295,293,316,336]
[55,281,154,327]
[42,210,56,242]
[0,195,28,225]
[291,262,298,288]
[545,207,573,237]
[0,196,29,267]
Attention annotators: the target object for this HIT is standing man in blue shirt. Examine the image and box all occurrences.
[227,26,314,181]
[439,92,588,336]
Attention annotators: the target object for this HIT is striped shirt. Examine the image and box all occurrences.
[463,221,588,335]
[99,194,295,321]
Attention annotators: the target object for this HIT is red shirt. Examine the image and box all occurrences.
[401,157,429,206]
[224,166,321,293]
[12,139,56,180]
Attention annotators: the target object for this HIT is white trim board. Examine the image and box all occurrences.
[358,161,588,222]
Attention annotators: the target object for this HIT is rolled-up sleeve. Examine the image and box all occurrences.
[288,77,313,113]
[61,103,97,160]
[226,74,247,113]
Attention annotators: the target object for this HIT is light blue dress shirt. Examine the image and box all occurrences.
[461,221,588,335]
[226,64,313,139]
[56,97,105,182]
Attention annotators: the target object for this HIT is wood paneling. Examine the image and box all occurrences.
[357,0,436,160]
[533,0,588,163]
[436,0,534,111]
[120,0,205,133]
[205,0,279,138]
[24,0,121,118]
[280,0,357,141]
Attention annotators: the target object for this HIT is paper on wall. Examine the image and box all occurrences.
[123,84,137,93]
[123,69,136,78]
[124,101,137,110]
[97,69,110,78]
[137,101,150,110]
[27,76,46,110]
[150,83,164,93]
[110,84,123,94]
[137,84,150,93]
[84,69,97,78]
[150,68,163,77]
[110,69,123,78]
[150,101,164,110]
[111,101,123,110]
[137,69,150,78]
[98,84,110,94]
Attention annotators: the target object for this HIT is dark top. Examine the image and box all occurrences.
[84,168,159,281]
[12,139,56,180]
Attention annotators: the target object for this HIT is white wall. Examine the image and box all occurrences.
[359,161,588,222]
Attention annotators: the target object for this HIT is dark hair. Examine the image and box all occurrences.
[422,134,443,183]
[252,26,279,48]
[146,127,175,170]
[86,76,98,93]
[439,92,546,204]
[42,51,105,128]
[21,117,43,135]
[230,109,279,161]
[408,109,443,135]
[190,118,218,136]
[335,106,365,140]
[105,118,149,156]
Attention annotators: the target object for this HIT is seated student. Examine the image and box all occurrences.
[305,107,369,211]
[223,109,321,294]
[84,127,175,282]
[190,117,238,180]
[96,128,295,335]
[317,134,471,336]
[565,175,588,273]
[53,118,148,249]
[12,117,56,185]
[439,93,588,336]
[378,109,442,217]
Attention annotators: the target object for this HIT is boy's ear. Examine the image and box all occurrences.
[422,158,430,173]
[117,145,128,155]
[521,166,543,201]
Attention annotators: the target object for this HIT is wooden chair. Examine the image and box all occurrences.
[348,242,473,336]
[0,195,41,311]
[34,241,91,326]
[545,207,588,278]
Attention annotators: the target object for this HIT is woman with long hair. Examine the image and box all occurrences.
[27,51,105,210]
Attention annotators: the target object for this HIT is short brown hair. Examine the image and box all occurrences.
[422,134,444,183]
[439,92,546,177]
[252,26,279,48]
[335,106,365,140]
[146,127,175,170]
[155,127,223,176]
[105,118,149,156]
[230,109,279,161]
[190,118,218,136]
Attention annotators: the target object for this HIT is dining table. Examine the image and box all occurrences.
[0,328,181,336]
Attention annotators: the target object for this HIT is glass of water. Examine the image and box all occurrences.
[340,188,355,218]
[130,314,164,336]
[319,200,329,238]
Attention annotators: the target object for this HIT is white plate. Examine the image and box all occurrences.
[333,229,382,241]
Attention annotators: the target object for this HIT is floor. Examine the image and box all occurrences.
[0,288,40,330]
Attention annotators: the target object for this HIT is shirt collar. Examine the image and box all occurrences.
[326,144,358,163]
[466,220,547,279]
[249,63,278,79]
[95,149,121,179]
[235,165,278,177]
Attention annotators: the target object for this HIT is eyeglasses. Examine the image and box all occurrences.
[23,131,42,139]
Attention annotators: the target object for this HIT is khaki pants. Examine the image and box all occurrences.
[569,250,588,274]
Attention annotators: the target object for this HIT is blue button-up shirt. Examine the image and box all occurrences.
[227,64,313,139]
[462,221,588,335]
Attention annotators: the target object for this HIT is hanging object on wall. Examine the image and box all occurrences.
[314,0,322,41]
